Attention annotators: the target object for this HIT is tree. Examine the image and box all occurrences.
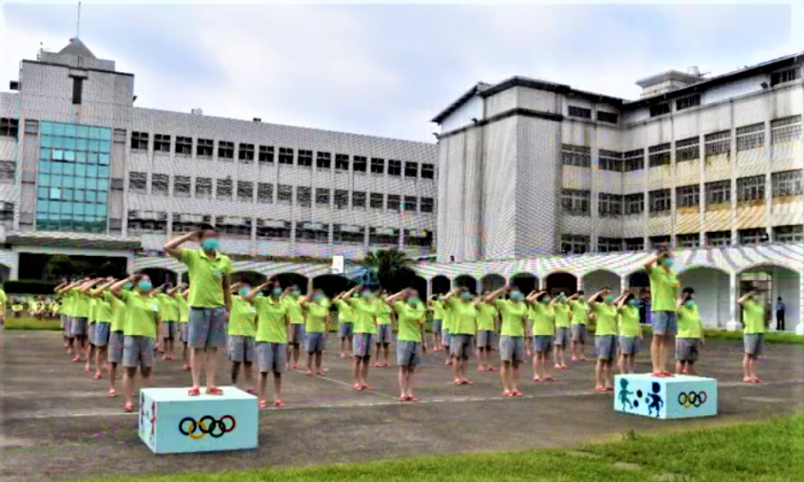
[46,255,76,281]
[360,249,416,293]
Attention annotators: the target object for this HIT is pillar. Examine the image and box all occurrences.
[796,271,804,336]
[726,271,741,331]
[620,275,628,297]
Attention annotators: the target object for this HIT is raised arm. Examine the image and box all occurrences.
[483,286,507,304]
[56,280,80,294]
[526,290,545,304]
[90,278,117,297]
[737,290,756,306]
[587,289,608,304]
[243,280,272,302]
[79,278,103,294]
[442,287,461,302]
[385,288,409,305]
[110,275,139,297]
[230,281,243,294]
[164,231,199,261]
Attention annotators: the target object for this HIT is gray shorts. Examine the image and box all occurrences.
[432,319,442,334]
[122,335,155,368]
[229,335,256,363]
[744,333,764,357]
[179,323,189,343]
[60,314,68,330]
[354,333,374,357]
[305,332,327,353]
[477,330,494,349]
[92,322,111,346]
[163,321,178,340]
[619,336,639,356]
[571,324,588,344]
[554,327,570,347]
[443,328,452,347]
[71,317,88,337]
[256,342,286,373]
[499,335,525,363]
[397,341,422,367]
[188,307,227,349]
[338,322,354,338]
[652,311,678,336]
[595,335,617,361]
[376,324,393,344]
[532,335,553,353]
[675,337,699,362]
[87,323,96,343]
[450,334,473,360]
[288,324,305,345]
[108,331,125,364]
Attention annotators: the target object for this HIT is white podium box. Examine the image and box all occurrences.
[614,374,717,420]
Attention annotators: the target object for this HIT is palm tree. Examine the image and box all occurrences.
[359,249,416,293]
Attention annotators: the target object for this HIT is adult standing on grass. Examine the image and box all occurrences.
[675,287,705,375]
[165,226,233,396]
[589,287,617,392]
[244,278,289,408]
[644,245,679,377]
[344,285,380,390]
[283,285,305,371]
[84,277,117,380]
[444,286,477,386]
[301,288,330,376]
[616,292,642,374]
[739,289,766,383]
[567,291,590,362]
[485,285,528,397]
[386,288,427,402]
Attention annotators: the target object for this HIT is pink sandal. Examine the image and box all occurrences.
[187,387,201,396]
[123,403,134,412]
[206,387,224,395]
[107,389,117,397]
[259,400,268,409]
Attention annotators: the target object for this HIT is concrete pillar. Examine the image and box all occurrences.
[620,275,628,296]
[726,271,742,331]
[796,272,804,336]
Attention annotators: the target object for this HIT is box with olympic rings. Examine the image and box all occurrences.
[139,387,258,453]
[614,374,717,420]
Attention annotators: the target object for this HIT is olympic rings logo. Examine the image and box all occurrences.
[178,415,236,440]
[678,391,707,408]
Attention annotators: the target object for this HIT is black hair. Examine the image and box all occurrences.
[624,292,635,302]
[198,224,218,237]
[577,290,585,295]
[682,287,695,296]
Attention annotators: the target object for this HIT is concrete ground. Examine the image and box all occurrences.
[1,331,803,482]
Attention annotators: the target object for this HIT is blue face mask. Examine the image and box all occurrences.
[272,288,282,296]
[685,300,696,307]
[313,294,323,302]
[239,287,249,296]
[256,292,264,297]
[628,299,637,306]
[461,292,471,300]
[201,238,220,251]
[293,290,301,297]
[123,282,133,291]
[362,291,371,298]
[664,258,674,268]
[511,292,523,301]
[138,280,152,291]
[604,295,614,303]
[409,297,420,305]
[541,297,551,304]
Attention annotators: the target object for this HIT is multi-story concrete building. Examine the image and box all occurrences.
[0,38,438,279]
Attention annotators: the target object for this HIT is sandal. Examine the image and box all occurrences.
[123,403,134,412]
[246,387,257,395]
[206,387,224,395]
[92,373,101,380]
[487,366,496,372]
[503,389,513,398]
[274,400,285,408]
[361,383,372,390]
[544,375,554,381]
[187,387,201,396]
[596,385,606,392]
[460,379,473,386]
[316,370,324,376]
[107,389,117,397]
[353,383,362,391]
[398,396,408,402]
[407,396,419,402]
[512,390,523,397]
[258,400,268,409]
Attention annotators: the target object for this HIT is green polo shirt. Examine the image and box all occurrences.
[228,295,257,337]
[476,303,497,331]
[92,291,114,324]
[677,303,703,338]
[334,299,355,323]
[742,299,765,334]
[569,300,589,325]
[349,297,379,335]
[121,291,159,338]
[180,248,233,308]
[494,299,527,337]
[529,302,555,336]
[592,302,618,336]
[283,297,305,325]
[647,265,679,312]
[105,292,126,332]
[254,296,288,343]
[394,300,425,342]
[174,294,189,323]
[70,288,90,318]
[447,298,476,335]
[305,298,330,333]
[618,305,640,337]
[553,303,571,328]
[156,293,179,322]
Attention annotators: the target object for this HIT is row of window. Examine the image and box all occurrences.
[561,170,802,216]
[130,132,435,179]
[128,172,435,213]
[561,225,803,254]
[561,115,803,171]
[567,106,619,124]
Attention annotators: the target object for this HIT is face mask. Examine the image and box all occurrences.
[628,299,637,307]
[313,294,323,302]
[559,295,566,301]
[604,295,614,303]
[201,238,220,251]
[293,290,301,297]
[664,258,674,268]
[239,288,249,296]
[123,282,133,291]
[541,297,551,304]
[408,297,420,305]
[685,300,696,307]
[461,292,471,300]
[137,280,152,291]
[511,292,523,301]
[256,292,264,298]
[362,291,371,298]
[272,288,282,296]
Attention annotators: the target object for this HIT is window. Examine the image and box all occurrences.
[561,189,590,215]
[0,160,15,183]
[774,225,803,243]
[334,224,365,244]
[369,227,398,245]
[623,149,644,172]
[71,77,84,105]
[259,145,274,164]
[404,196,417,211]
[568,106,592,119]
[598,193,622,217]
[420,197,434,213]
[387,194,401,211]
[598,150,622,172]
[705,180,731,206]
[352,191,366,208]
[625,238,644,251]
[175,136,192,155]
[772,170,803,197]
[739,228,765,246]
[771,116,802,144]
[561,144,591,167]
[154,134,171,153]
[151,174,169,196]
[0,118,18,138]
[706,231,731,247]
[675,94,700,111]
[257,219,291,240]
[649,236,671,249]
[421,163,435,179]
[296,221,329,243]
[624,193,644,215]
[316,152,331,169]
[278,147,294,164]
[675,137,699,162]
[648,189,671,215]
[597,111,619,124]
[405,162,418,178]
[597,237,622,253]
[335,154,349,170]
[257,183,273,203]
[370,192,384,209]
[677,234,700,248]
[737,175,765,202]
[237,181,254,202]
[371,158,384,174]
[736,123,764,151]
[353,156,367,172]
[195,177,212,198]
[218,141,234,160]
[297,186,311,207]
[0,202,13,225]
[197,138,214,157]
[215,216,252,239]
[129,172,147,193]
[174,176,191,197]
[676,184,700,208]
[238,143,255,163]
[404,229,433,248]
[216,178,232,200]
[25,120,39,135]
[127,210,167,234]
[298,150,313,167]
[560,234,589,254]
[704,131,730,156]
[648,143,671,167]
[388,160,401,176]
[334,189,349,209]
[315,188,330,206]
[649,103,670,117]
[770,67,800,87]
[131,132,149,150]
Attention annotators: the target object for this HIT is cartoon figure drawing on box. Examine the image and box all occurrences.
[618,378,634,410]
[647,382,664,417]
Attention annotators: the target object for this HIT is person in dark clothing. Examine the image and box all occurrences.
[775,297,785,331]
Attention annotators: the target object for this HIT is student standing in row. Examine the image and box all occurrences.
[739,289,765,383]
[155,285,181,362]
[302,288,330,376]
[441,294,453,365]
[85,278,117,380]
[475,292,498,372]
[387,288,427,401]
[346,285,380,390]
[444,287,476,386]
[590,287,617,392]
[105,279,129,397]
[675,287,704,375]
[552,293,571,370]
[616,292,642,374]
[527,290,555,382]
[485,285,527,397]
[54,281,69,348]
[335,293,355,359]
[568,291,589,361]
[82,278,103,374]
[244,278,289,408]
[374,291,394,368]
[283,285,305,371]
[429,295,445,352]
[227,282,257,394]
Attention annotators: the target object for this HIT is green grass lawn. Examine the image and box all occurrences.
[75,414,804,482]
[3,316,61,331]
